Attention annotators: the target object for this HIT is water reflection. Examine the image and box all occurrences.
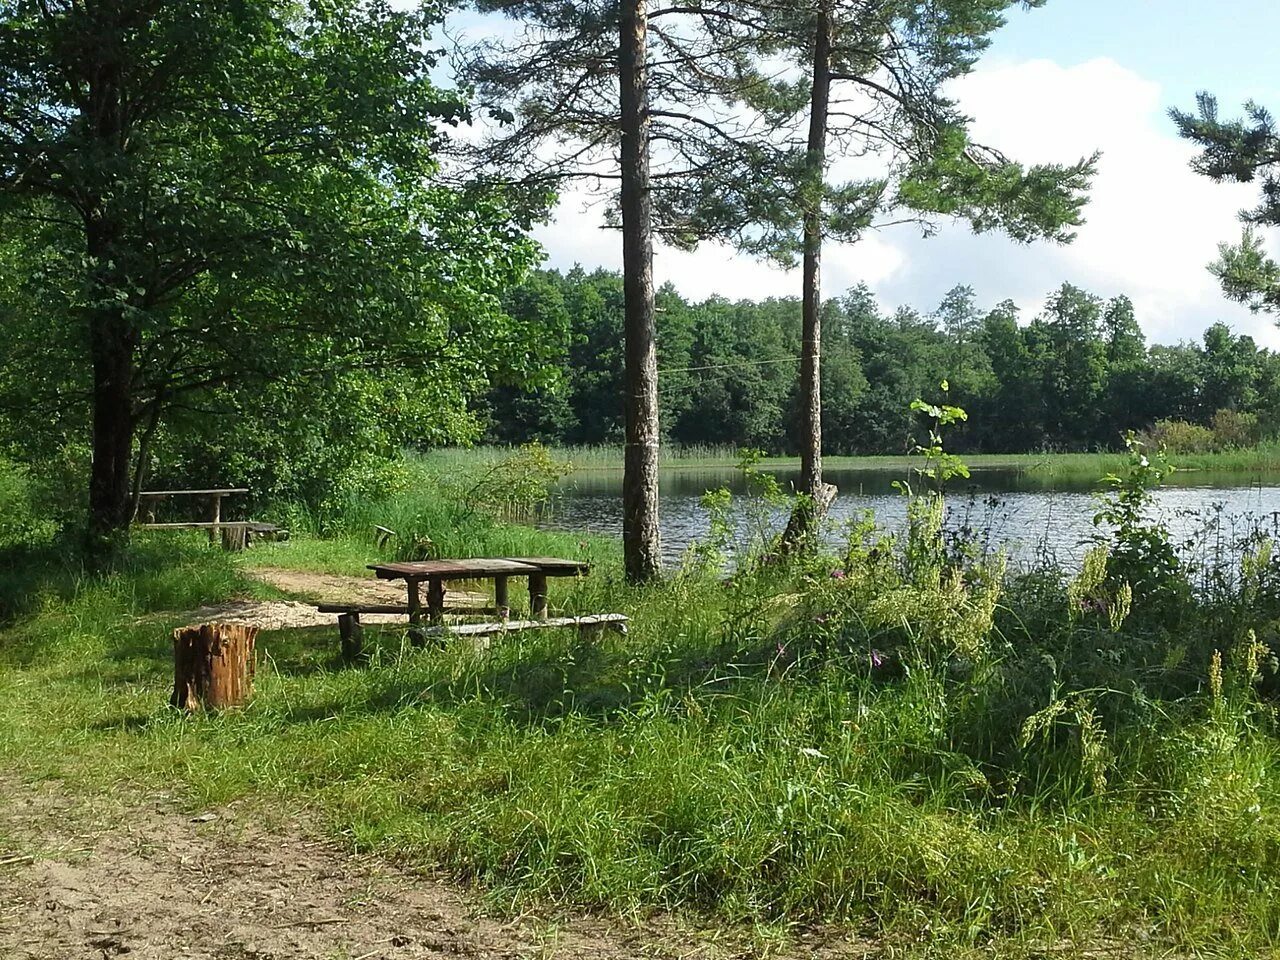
[542,465,1280,568]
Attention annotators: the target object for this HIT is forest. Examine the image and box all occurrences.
[487,269,1279,455]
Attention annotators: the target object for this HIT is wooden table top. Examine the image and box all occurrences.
[499,556,591,576]
[369,557,591,581]
[370,558,540,581]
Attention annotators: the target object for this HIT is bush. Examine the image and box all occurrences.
[0,456,57,548]
[1142,418,1216,454]
[1209,408,1260,449]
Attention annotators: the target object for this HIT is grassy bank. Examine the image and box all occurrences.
[3,455,1280,957]
[422,442,1280,481]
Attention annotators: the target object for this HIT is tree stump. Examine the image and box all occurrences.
[171,622,258,711]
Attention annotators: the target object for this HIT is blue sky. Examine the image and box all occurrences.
[477,1,1280,347]
[993,1,1280,108]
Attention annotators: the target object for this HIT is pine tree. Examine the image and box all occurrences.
[1173,94,1280,315]
[462,2,785,580]
[661,0,1097,541]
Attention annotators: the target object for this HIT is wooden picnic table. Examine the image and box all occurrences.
[368,556,591,626]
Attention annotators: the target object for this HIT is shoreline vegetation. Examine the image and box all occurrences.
[423,442,1280,480]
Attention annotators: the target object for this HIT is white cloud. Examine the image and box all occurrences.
[534,55,1280,347]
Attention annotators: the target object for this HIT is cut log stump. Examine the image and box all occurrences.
[171,622,258,712]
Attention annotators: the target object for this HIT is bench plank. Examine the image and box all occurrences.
[139,488,249,497]
[500,557,591,576]
[420,614,628,639]
[316,603,495,615]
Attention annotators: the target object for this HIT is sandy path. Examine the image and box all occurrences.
[0,778,851,960]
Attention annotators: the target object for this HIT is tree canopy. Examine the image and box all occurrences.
[0,0,554,535]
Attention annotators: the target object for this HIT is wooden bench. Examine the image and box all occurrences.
[329,609,628,661]
[315,601,496,661]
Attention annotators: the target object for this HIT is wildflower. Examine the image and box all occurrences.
[830,569,846,580]
[869,649,886,669]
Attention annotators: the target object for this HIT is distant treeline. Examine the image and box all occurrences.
[484,267,1280,455]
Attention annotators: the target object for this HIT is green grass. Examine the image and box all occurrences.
[4,468,1280,958]
[420,442,1280,480]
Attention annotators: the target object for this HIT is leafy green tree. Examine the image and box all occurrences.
[975,299,1046,450]
[1199,321,1258,416]
[1038,284,1108,449]
[0,0,543,548]
[1101,295,1148,440]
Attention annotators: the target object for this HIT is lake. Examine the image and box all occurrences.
[544,464,1280,568]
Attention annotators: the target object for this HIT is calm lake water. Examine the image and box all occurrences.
[544,465,1280,569]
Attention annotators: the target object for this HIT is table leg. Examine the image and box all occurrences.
[407,578,424,646]
[208,494,222,545]
[529,573,548,619]
[427,578,446,625]
[494,575,510,621]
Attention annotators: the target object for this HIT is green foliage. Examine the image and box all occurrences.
[1091,435,1181,604]
[0,0,552,526]
[905,382,971,491]
[451,443,574,523]
[489,270,1280,458]
[1173,94,1280,315]
[6,456,1280,954]
[0,456,55,549]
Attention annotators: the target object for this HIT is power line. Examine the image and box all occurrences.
[661,355,802,376]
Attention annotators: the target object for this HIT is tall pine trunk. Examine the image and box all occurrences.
[783,3,834,551]
[618,0,662,582]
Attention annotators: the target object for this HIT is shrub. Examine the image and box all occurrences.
[1209,408,1260,449]
[1142,418,1216,454]
[0,456,56,548]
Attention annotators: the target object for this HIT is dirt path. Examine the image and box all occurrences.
[0,779,854,960]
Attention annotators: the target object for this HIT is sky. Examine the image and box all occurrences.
[504,1,1280,347]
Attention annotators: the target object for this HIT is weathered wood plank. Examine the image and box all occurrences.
[500,557,591,576]
[420,614,628,639]
[316,603,495,615]
[140,488,249,498]
[369,559,540,580]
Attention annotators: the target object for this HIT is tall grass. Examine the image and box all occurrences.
[420,443,1280,480]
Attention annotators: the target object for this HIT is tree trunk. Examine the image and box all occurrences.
[83,38,136,552]
[619,0,662,582]
[784,3,835,551]
[87,293,136,546]
[171,622,258,712]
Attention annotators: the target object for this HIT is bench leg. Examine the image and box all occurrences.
[427,579,446,625]
[339,613,364,662]
[577,623,605,643]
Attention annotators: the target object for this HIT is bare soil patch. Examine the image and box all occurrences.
[0,779,862,960]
